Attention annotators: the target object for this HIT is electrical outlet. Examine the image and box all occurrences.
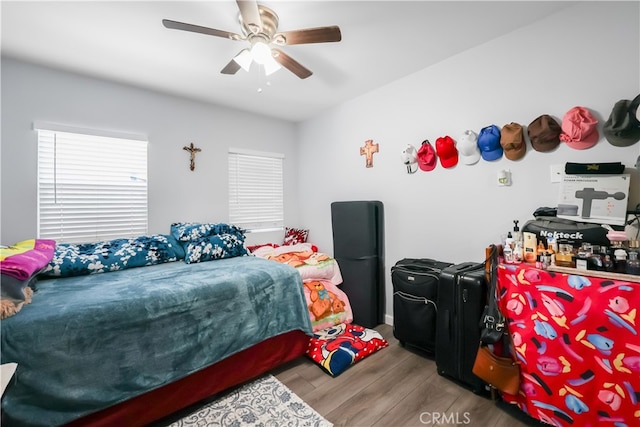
[550,164,563,183]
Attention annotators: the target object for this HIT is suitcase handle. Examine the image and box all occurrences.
[442,309,451,340]
[391,266,440,278]
[393,291,437,310]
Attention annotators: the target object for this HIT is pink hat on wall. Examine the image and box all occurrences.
[559,106,600,150]
[416,140,437,172]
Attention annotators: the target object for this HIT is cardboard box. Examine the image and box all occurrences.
[557,174,631,226]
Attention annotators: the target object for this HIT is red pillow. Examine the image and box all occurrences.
[283,227,309,246]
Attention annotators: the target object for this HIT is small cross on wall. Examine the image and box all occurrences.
[183,143,202,171]
[360,139,379,168]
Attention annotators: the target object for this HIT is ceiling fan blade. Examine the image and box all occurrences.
[220,59,242,75]
[274,26,341,45]
[236,0,262,34]
[271,48,312,79]
[162,19,242,40]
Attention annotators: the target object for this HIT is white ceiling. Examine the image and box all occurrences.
[1,1,574,123]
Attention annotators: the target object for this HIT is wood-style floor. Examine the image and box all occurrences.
[272,323,541,427]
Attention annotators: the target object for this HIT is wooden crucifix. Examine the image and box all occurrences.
[360,139,379,168]
[183,143,201,171]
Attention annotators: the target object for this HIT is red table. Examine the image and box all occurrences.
[497,263,640,426]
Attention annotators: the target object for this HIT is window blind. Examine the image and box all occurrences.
[37,128,148,243]
[228,149,284,231]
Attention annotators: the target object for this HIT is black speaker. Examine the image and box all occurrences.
[331,201,384,327]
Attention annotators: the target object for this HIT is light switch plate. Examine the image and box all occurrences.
[550,164,563,183]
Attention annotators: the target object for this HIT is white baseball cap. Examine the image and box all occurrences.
[400,144,418,173]
[458,130,481,165]
[401,144,417,165]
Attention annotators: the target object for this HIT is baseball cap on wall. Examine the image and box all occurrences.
[603,98,640,147]
[416,140,437,172]
[458,130,481,165]
[478,125,503,161]
[559,106,599,150]
[528,114,561,152]
[401,144,418,165]
[500,122,526,161]
[435,136,459,168]
[400,144,418,173]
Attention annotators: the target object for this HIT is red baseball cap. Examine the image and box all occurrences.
[435,135,458,168]
[416,140,437,172]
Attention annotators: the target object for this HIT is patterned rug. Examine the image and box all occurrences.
[170,375,332,427]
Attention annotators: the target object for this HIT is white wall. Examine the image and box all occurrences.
[0,59,300,245]
[296,2,640,322]
[2,2,639,325]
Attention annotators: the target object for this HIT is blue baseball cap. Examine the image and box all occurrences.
[478,125,503,161]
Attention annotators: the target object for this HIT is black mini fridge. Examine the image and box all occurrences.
[331,201,385,328]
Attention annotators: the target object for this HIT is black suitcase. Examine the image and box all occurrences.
[391,258,453,354]
[435,262,488,394]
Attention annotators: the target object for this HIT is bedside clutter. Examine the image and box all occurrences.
[497,217,640,278]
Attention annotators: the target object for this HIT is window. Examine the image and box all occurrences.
[36,125,148,243]
[228,148,284,231]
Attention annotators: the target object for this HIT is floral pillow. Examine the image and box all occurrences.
[283,227,309,246]
[184,233,248,264]
[306,323,388,377]
[171,222,245,242]
[41,234,184,278]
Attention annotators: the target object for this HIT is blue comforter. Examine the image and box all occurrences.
[1,256,312,426]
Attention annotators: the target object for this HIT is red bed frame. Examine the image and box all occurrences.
[66,330,310,426]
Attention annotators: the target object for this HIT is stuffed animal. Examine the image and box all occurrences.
[304,280,334,320]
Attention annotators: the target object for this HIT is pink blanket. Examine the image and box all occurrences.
[0,239,56,280]
[303,279,353,332]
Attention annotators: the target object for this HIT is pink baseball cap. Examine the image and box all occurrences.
[416,140,437,172]
[435,135,458,168]
[559,106,599,150]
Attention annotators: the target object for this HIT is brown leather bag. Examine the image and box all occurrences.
[472,345,520,395]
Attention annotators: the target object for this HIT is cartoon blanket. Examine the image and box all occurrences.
[252,243,343,285]
[497,263,640,426]
[253,243,352,331]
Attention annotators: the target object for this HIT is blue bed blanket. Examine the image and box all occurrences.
[1,256,312,426]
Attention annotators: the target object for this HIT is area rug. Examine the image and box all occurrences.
[170,374,332,427]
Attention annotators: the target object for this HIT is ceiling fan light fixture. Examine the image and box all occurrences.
[233,48,253,72]
[262,57,282,76]
[250,41,272,65]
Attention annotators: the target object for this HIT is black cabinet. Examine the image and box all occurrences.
[331,201,384,327]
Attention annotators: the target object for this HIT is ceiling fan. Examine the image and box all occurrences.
[162,0,342,79]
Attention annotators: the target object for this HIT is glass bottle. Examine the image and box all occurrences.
[626,251,640,275]
[556,240,575,268]
[612,241,628,274]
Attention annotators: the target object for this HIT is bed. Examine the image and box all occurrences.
[496,263,640,426]
[0,225,313,427]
